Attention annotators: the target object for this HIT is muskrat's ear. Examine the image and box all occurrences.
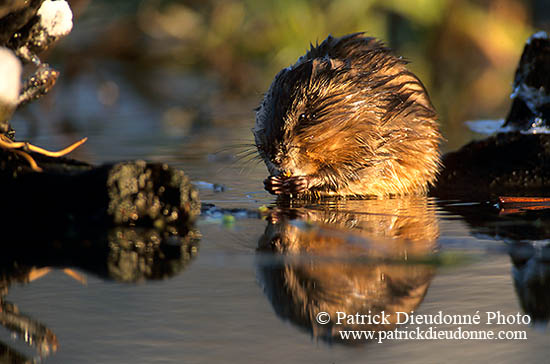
[329,58,345,69]
[311,58,345,77]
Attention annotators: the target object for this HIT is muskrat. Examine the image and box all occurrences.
[254,33,441,197]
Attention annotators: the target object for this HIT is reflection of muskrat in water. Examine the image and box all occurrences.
[254,33,441,197]
[257,198,437,343]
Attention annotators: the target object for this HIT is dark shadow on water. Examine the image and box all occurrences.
[255,197,438,345]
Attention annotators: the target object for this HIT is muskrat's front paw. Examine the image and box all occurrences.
[264,176,280,194]
[264,175,285,194]
[264,175,308,195]
[282,176,308,194]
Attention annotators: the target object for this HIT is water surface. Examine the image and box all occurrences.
[2,67,547,364]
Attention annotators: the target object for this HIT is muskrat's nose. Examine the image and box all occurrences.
[275,169,292,178]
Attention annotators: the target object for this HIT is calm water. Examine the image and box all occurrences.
[2,65,548,363]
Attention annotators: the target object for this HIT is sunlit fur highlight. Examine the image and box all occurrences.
[254,33,441,197]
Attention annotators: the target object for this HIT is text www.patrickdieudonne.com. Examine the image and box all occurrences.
[315,310,530,343]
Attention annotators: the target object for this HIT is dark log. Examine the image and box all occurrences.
[431,132,550,199]
[0,148,200,239]
[503,32,550,131]
[433,32,550,199]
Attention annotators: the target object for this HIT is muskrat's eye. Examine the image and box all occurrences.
[298,112,317,123]
[296,112,319,132]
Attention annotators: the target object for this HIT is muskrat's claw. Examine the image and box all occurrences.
[264,176,283,194]
[264,175,308,195]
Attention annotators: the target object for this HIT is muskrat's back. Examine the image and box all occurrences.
[254,33,441,198]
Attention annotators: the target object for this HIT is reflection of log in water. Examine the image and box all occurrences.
[1,227,200,283]
[0,226,200,359]
[510,242,550,326]
[0,299,58,358]
[0,265,59,361]
[257,197,438,343]
[439,201,550,327]
[0,342,32,364]
[105,228,200,282]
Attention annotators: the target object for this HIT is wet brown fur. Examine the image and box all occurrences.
[254,33,441,197]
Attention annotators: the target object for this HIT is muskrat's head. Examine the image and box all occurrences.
[254,33,441,197]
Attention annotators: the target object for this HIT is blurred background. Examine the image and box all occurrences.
[12,0,550,158]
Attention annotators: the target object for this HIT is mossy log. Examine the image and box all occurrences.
[0,148,200,239]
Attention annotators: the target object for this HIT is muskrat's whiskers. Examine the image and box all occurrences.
[226,141,263,167]
[211,140,257,162]
[237,154,264,170]
[215,142,257,154]
[209,139,263,178]
[233,149,260,163]
[235,156,262,176]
